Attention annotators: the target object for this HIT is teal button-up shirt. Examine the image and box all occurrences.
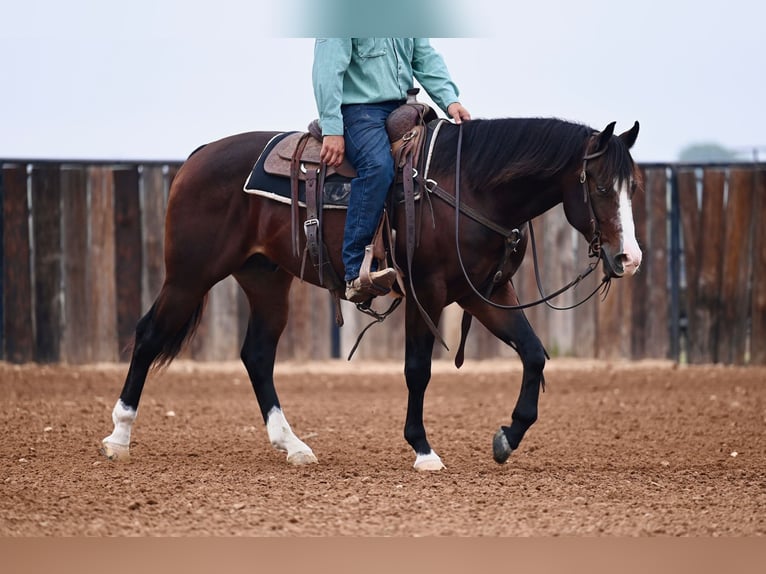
[312,38,461,136]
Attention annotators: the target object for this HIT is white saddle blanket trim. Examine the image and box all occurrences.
[243,186,346,209]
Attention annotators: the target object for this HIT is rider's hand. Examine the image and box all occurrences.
[447,102,471,124]
[320,135,345,167]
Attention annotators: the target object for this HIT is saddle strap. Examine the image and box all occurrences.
[400,146,448,351]
[303,166,322,282]
[290,133,311,258]
[301,164,344,293]
[290,142,345,326]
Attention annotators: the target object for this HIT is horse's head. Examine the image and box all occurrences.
[563,121,643,279]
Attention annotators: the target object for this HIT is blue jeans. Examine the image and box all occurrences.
[341,101,400,281]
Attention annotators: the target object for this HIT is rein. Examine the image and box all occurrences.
[426,123,610,312]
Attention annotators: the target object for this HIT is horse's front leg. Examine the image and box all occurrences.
[403,299,445,471]
[460,282,547,463]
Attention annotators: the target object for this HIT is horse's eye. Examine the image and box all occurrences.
[596,185,610,195]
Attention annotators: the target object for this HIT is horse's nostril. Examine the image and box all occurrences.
[615,253,629,266]
[615,252,639,274]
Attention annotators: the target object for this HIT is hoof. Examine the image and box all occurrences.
[286,451,318,466]
[413,451,445,472]
[101,440,130,462]
[492,428,513,464]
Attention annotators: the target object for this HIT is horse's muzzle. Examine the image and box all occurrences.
[602,248,642,278]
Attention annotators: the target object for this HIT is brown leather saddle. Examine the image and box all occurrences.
[262,129,357,181]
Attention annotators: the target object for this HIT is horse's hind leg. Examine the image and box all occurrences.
[235,260,317,465]
[101,283,206,461]
[460,282,547,463]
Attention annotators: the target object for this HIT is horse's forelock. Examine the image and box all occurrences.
[599,136,637,186]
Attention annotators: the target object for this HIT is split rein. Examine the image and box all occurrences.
[422,123,611,313]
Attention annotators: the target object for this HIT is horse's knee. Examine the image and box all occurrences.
[404,356,431,389]
[525,344,546,375]
[517,334,546,375]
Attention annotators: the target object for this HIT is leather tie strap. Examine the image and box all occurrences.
[290,134,311,259]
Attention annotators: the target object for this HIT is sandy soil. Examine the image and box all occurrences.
[1,359,764,536]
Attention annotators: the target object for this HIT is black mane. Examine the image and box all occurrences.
[428,118,635,190]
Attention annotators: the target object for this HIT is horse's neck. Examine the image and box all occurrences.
[493,180,565,229]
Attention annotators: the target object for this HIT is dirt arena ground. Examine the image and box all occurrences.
[1,358,764,536]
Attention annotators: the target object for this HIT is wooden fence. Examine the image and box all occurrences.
[1,160,765,365]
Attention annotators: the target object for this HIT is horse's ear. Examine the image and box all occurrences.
[619,121,640,150]
[595,121,616,153]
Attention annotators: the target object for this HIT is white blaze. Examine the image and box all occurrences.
[617,181,642,275]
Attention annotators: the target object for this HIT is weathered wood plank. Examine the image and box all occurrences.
[718,169,754,364]
[630,167,650,359]
[87,167,118,362]
[0,168,4,360]
[597,268,631,359]
[113,167,142,361]
[2,166,34,363]
[569,230,599,358]
[60,167,90,364]
[642,167,670,358]
[749,168,766,365]
[542,208,575,356]
[688,169,725,363]
[676,169,700,363]
[191,276,242,361]
[30,166,63,363]
[140,166,166,311]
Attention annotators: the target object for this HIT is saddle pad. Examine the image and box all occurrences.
[244,132,352,209]
[244,132,423,209]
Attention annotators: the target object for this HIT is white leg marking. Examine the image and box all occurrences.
[266,407,318,465]
[413,450,445,471]
[617,182,642,274]
[101,400,136,461]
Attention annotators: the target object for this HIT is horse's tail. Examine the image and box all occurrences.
[149,294,208,370]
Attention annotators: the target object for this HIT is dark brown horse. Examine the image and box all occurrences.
[101,117,642,471]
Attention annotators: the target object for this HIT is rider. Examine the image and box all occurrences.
[312,38,471,302]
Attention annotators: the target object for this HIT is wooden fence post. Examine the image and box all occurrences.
[692,169,726,363]
[30,165,63,363]
[631,166,651,358]
[750,168,766,365]
[2,165,34,363]
[0,168,3,360]
[87,166,118,362]
[637,167,670,359]
[140,165,167,311]
[113,167,142,361]
[61,166,89,364]
[718,168,755,364]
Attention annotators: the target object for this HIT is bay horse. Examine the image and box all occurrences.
[101,117,642,471]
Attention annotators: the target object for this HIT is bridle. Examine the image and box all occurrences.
[422,123,612,313]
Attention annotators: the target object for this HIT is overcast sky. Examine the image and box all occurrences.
[2,0,764,163]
